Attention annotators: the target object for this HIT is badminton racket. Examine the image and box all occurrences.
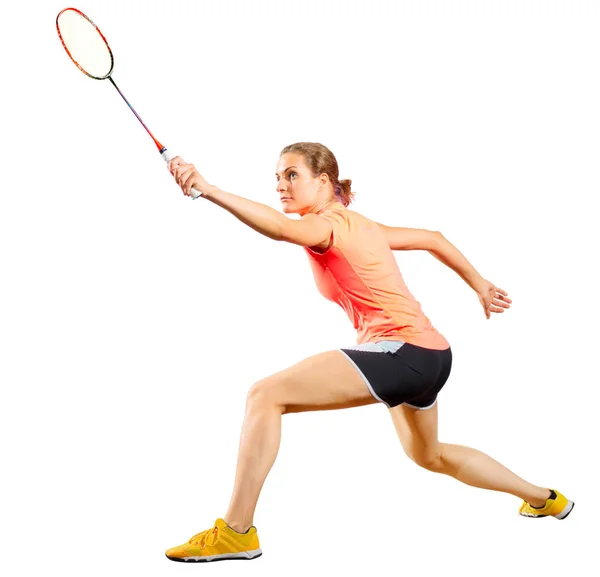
[56,7,201,199]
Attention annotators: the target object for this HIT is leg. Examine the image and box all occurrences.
[389,402,551,507]
[224,350,378,533]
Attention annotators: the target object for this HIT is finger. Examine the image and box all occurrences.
[490,306,505,313]
[173,162,192,180]
[172,163,185,179]
[186,174,202,196]
[175,165,191,184]
[185,178,196,196]
[182,170,200,196]
[173,162,189,177]
[495,291,512,300]
[180,168,197,190]
[169,156,185,173]
[176,165,194,185]
[492,299,511,308]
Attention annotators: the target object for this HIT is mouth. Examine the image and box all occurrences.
[280,198,292,201]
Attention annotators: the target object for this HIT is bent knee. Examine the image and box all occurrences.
[409,449,444,472]
[246,377,285,410]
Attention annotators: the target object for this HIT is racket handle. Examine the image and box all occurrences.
[160,149,202,199]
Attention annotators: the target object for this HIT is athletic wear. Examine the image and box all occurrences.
[340,340,452,409]
[519,490,575,519]
[304,202,449,350]
[165,518,262,563]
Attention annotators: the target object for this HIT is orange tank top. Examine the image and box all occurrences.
[304,202,449,350]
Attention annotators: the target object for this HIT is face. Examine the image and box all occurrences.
[275,153,333,215]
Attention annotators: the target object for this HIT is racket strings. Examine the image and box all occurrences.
[57,8,113,79]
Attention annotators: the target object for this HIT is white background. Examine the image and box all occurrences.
[1,1,598,575]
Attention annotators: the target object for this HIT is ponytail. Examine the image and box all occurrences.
[336,179,355,207]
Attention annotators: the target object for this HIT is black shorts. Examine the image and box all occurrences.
[339,340,452,410]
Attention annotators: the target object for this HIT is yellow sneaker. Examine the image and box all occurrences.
[519,489,574,520]
[165,518,262,563]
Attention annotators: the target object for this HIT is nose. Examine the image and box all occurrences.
[277,181,287,194]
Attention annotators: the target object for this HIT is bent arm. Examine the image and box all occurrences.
[377,223,484,292]
[427,233,484,292]
[204,186,331,246]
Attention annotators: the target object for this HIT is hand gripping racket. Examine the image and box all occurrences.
[56,7,201,199]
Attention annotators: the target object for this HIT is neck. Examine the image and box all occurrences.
[310,197,341,215]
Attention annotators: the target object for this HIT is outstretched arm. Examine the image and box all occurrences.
[376,223,511,319]
[168,157,332,247]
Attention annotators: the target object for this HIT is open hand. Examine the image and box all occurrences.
[168,156,211,197]
[476,279,512,319]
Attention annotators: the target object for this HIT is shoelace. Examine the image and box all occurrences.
[190,525,219,549]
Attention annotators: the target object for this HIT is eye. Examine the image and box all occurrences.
[289,172,297,179]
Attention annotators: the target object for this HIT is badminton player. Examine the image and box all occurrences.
[164,142,573,562]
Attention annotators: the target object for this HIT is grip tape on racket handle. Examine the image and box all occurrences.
[160,149,202,199]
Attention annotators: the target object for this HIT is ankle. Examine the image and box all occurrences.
[528,488,552,508]
[224,518,251,534]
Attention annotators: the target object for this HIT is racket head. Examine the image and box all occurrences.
[56,8,114,80]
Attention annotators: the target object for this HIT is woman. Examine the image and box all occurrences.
[164,142,573,563]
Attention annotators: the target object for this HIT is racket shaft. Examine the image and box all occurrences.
[106,78,199,200]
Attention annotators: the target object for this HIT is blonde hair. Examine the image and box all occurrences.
[280,142,355,207]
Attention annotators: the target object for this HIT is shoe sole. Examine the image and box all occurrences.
[555,500,575,520]
[519,500,575,519]
[166,549,263,563]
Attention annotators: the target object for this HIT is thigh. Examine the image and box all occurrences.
[256,350,380,414]
[389,402,440,464]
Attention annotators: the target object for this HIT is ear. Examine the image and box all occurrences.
[318,173,329,189]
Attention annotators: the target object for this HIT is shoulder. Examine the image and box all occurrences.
[281,212,333,248]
